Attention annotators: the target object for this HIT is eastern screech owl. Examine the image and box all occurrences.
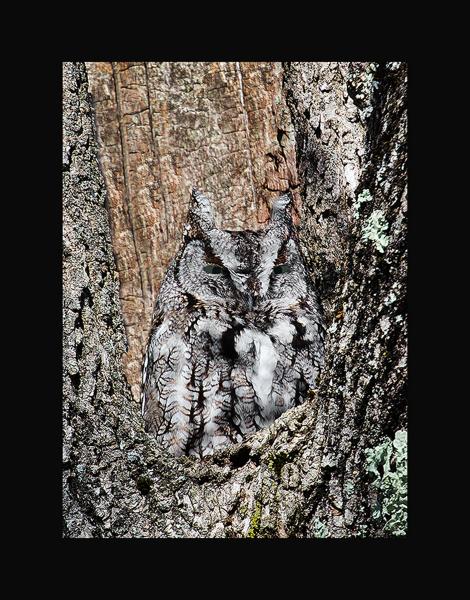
[141,188,324,457]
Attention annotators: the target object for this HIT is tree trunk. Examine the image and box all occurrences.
[63,61,407,538]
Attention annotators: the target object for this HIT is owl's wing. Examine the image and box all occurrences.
[292,302,325,390]
[265,299,325,419]
[141,307,241,456]
[140,308,164,418]
[141,309,194,454]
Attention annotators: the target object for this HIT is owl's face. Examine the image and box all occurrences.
[174,189,310,310]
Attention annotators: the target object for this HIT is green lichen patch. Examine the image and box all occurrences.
[247,502,262,538]
[313,518,329,538]
[343,481,355,496]
[362,209,389,253]
[365,429,407,536]
[267,450,291,479]
[352,189,372,218]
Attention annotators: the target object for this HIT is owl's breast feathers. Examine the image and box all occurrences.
[141,291,323,456]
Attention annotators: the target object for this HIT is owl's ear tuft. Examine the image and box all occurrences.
[269,192,293,227]
[191,186,208,204]
[185,187,216,238]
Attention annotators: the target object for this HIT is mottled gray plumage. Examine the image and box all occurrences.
[141,188,324,457]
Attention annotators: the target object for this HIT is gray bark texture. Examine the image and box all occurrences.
[63,61,407,538]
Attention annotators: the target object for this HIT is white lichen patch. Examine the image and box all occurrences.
[385,291,397,305]
[362,210,389,253]
[344,163,359,191]
[328,320,338,334]
[367,62,379,80]
[211,522,225,537]
[379,316,391,335]
[321,453,337,468]
[352,189,372,218]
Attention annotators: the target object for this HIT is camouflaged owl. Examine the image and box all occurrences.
[141,188,324,457]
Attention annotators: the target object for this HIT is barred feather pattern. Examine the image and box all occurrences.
[141,189,325,457]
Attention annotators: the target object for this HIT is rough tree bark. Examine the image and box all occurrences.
[63,61,407,538]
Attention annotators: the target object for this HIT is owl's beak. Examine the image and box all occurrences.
[238,284,253,310]
[242,277,261,311]
[244,294,254,311]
